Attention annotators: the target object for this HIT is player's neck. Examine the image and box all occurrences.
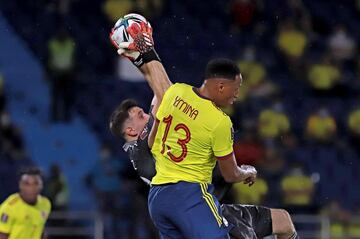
[196,86,214,102]
[19,193,38,206]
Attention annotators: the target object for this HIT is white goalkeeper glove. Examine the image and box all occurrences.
[240,164,257,186]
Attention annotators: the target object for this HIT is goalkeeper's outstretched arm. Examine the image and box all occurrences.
[111,21,172,102]
[140,60,172,103]
[110,19,172,147]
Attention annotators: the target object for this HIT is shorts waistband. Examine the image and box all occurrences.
[151,182,178,187]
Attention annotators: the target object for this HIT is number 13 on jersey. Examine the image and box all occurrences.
[160,115,191,162]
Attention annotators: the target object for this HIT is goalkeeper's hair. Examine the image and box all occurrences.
[109,99,139,138]
[204,58,240,81]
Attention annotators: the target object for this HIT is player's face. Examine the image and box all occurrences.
[19,174,43,203]
[127,106,150,136]
[218,74,242,107]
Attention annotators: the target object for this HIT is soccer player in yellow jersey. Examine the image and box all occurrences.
[0,168,51,239]
[111,22,257,239]
[148,60,258,239]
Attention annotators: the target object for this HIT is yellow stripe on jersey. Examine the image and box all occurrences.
[200,183,222,226]
[151,83,234,185]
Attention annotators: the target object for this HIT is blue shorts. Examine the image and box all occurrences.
[148,181,233,239]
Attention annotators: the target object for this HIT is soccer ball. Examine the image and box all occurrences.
[111,13,151,46]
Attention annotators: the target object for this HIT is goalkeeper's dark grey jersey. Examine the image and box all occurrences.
[123,112,156,185]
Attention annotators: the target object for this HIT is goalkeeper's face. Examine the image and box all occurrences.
[124,106,150,138]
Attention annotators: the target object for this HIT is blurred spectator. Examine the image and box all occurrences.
[47,29,76,122]
[87,144,127,238]
[306,108,337,143]
[233,130,264,166]
[257,101,290,141]
[348,106,360,136]
[237,46,265,82]
[307,54,341,95]
[281,163,315,212]
[281,132,299,150]
[229,0,263,31]
[46,163,69,211]
[103,0,134,23]
[349,205,360,238]
[321,201,351,238]
[328,25,356,62]
[0,73,5,113]
[45,164,69,239]
[347,105,360,151]
[0,111,27,160]
[277,18,308,61]
[232,176,268,204]
[258,147,286,205]
[87,144,123,207]
[45,0,74,23]
[237,46,278,101]
[349,221,360,239]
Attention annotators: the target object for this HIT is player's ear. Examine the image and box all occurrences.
[218,81,225,93]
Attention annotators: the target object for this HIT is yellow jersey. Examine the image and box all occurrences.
[0,193,51,239]
[151,83,234,184]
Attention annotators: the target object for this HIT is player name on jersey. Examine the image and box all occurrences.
[173,96,199,120]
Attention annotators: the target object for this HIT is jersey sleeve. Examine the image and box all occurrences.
[0,203,14,234]
[212,117,234,158]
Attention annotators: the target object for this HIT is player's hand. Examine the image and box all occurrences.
[110,21,159,67]
[109,28,141,60]
[240,165,257,186]
[125,21,154,54]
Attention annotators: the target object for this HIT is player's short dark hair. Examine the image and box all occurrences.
[19,167,43,179]
[109,99,139,138]
[204,58,240,80]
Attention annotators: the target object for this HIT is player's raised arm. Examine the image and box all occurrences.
[140,61,172,102]
[110,17,172,101]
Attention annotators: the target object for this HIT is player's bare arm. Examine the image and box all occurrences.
[217,153,257,184]
[141,61,172,146]
[140,61,172,102]
[148,97,160,148]
[0,232,8,239]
